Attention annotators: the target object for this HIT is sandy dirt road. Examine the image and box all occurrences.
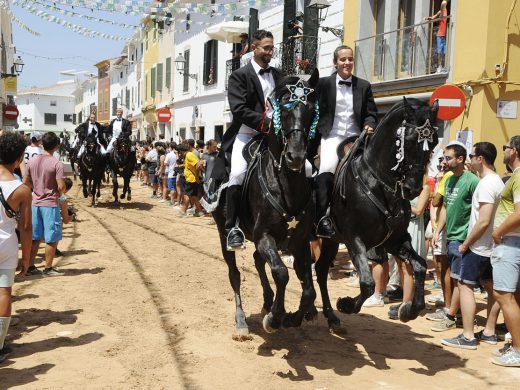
[2,179,520,389]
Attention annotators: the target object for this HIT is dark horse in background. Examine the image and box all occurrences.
[314,98,439,331]
[79,134,106,207]
[212,71,320,339]
[108,135,136,203]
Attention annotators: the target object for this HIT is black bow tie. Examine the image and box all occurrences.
[339,80,352,87]
[117,119,122,121]
[259,67,272,75]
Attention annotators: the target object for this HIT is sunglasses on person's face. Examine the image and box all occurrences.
[257,45,274,53]
[503,145,512,151]
[469,154,479,159]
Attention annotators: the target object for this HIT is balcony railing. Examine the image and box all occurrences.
[355,16,452,84]
[225,35,320,90]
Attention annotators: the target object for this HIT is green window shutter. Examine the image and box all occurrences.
[151,67,156,99]
[165,57,171,89]
[157,63,163,92]
[145,74,148,99]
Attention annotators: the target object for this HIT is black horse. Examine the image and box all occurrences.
[212,71,320,339]
[79,135,106,208]
[108,136,136,203]
[314,98,439,331]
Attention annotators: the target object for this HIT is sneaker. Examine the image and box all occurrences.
[55,249,64,257]
[475,330,498,345]
[363,294,385,308]
[158,199,165,203]
[42,267,64,276]
[492,347,520,367]
[493,343,512,357]
[425,281,441,290]
[441,333,478,350]
[426,293,444,306]
[388,303,401,320]
[425,308,448,321]
[387,287,403,302]
[25,266,42,276]
[281,255,294,268]
[431,317,456,332]
[150,194,157,199]
[0,345,12,363]
[193,210,205,217]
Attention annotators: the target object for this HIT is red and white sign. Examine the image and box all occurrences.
[430,85,466,121]
[157,107,172,123]
[3,104,19,120]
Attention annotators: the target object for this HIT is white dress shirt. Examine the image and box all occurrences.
[331,75,360,138]
[112,118,123,138]
[88,123,99,136]
[238,59,275,135]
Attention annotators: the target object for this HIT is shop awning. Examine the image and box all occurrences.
[206,21,248,43]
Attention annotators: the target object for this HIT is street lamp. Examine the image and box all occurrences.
[307,0,344,42]
[1,55,24,78]
[174,53,198,80]
[307,0,330,24]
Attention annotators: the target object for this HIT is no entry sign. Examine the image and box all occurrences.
[3,105,19,120]
[430,85,466,121]
[157,107,172,123]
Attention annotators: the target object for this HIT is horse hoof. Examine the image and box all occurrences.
[127,194,131,201]
[398,302,416,323]
[329,321,346,335]
[260,306,270,317]
[304,306,319,322]
[262,313,277,334]
[336,297,356,314]
[83,192,88,198]
[121,194,126,200]
[232,327,252,342]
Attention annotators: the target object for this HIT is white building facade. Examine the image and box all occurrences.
[16,80,77,135]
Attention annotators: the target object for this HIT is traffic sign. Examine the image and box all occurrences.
[3,104,19,120]
[430,85,466,121]
[157,107,172,123]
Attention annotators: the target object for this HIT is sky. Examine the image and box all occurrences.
[11,2,142,90]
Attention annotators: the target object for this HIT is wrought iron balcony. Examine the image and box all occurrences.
[355,16,452,84]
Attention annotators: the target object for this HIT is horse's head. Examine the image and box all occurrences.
[85,135,99,156]
[268,68,319,172]
[392,97,439,199]
[116,136,131,155]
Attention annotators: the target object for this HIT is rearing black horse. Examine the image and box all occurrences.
[314,98,439,331]
[108,136,136,203]
[79,134,106,208]
[212,71,320,339]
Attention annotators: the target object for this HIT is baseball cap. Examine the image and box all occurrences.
[30,132,43,141]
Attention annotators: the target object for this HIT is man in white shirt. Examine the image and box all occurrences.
[76,112,107,158]
[106,107,133,154]
[24,132,43,164]
[441,142,504,350]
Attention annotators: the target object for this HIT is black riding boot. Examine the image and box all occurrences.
[315,172,335,238]
[225,185,245,250]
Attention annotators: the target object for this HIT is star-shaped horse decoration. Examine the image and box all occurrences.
[415,119,437,151]
[286,80,314,104]
[287,217,299,230]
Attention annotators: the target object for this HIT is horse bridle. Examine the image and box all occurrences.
[268,95,319,171]
[362,119,436,198]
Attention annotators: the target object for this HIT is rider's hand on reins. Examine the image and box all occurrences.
[364,125,374,135]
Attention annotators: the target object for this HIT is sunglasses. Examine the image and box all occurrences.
[257,45,274,52]
[468,154,479,159]
[503,145,512,151]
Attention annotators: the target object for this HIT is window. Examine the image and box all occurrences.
[112,98,118,116]
[78,112,82,123]
[50,100,57,106]
[186,13,191,31]
[145,73,148,100]
[64,114,73,122]
[203,40,218,85]
[183,49,190,92]
[44,113,57,125]
[165,57,171,89]
[151,67,156,99]
[214,125,223,142]
[145,30,149,50]
[198,126,205,141]
[120,71,123,79]
[157,63,163,92]
[126,88,130,108]
[179,127,186,140]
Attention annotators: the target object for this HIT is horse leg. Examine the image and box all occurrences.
[121,173,130,200]
[91,180,97,208]
[253,250,274,315]
[315,238,342,331]
[336,238,375,314]
[256,234,288,333]
[112,171,119,203]
[395,241,426,322]
[214,211,250,340]
[282,242,316,329]
[82,176,88,198]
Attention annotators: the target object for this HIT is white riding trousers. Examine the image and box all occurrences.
[318,134,349,175]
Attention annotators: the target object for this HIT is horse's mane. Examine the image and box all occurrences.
[375,98,430,134]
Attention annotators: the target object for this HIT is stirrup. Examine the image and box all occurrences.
[226,227,246,251]
[316,215,334,238]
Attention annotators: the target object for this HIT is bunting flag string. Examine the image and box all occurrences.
[0,0,41,36]
[15,2,129,41]
[15,0,139,28]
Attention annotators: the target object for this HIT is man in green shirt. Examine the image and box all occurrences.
[432,142,479,332]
